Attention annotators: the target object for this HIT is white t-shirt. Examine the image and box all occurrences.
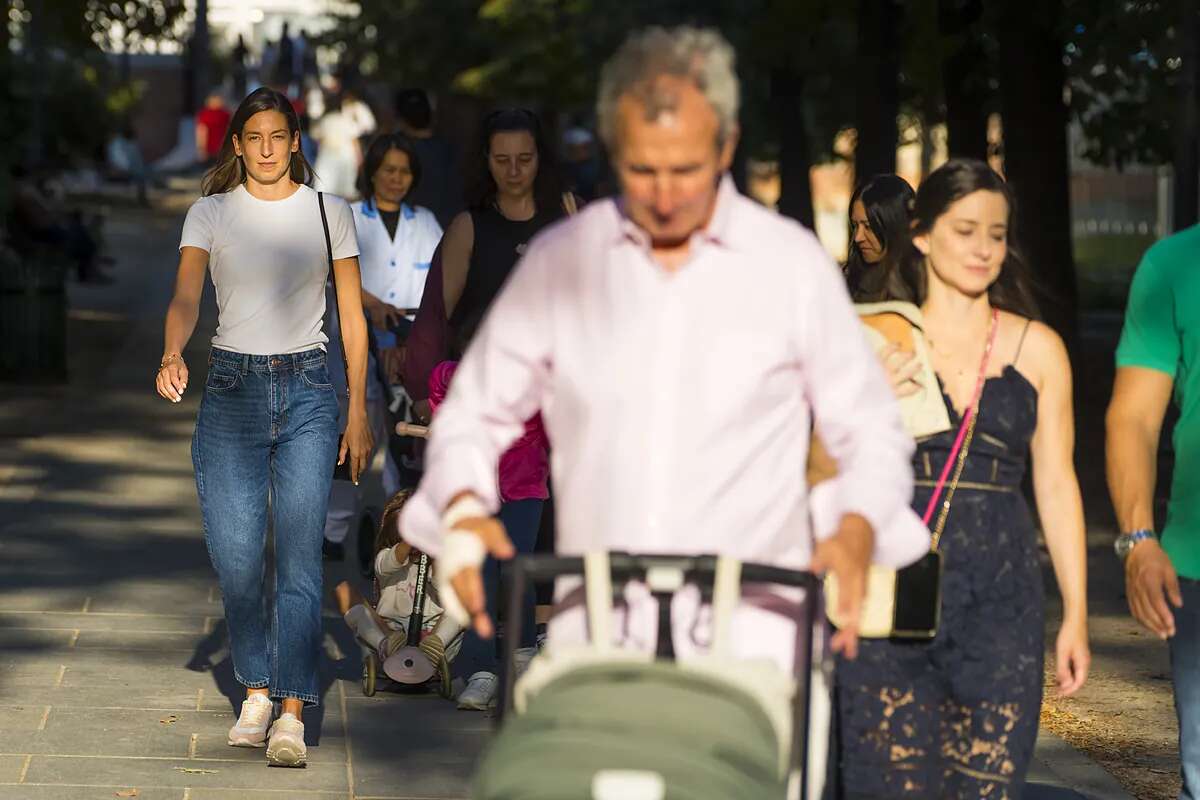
[313,110,360,156]
[179,184,359,356]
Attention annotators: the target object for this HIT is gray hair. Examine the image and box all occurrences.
[596,26,740,153]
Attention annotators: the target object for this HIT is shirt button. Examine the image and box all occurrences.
[388,292,395,298]
[390,260,396,267]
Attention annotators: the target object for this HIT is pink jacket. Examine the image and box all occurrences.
[428,360,549,503]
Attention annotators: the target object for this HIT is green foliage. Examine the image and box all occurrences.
[332,0,858,163]
[1065,0,1183,168]
[83,0,187,53]
[7,50,119,164]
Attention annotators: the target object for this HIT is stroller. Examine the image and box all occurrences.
[359,546,465,698]
[473,552,833,800]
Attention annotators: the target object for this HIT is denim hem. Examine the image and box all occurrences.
[269,689,320,708]
[234,672,270,689]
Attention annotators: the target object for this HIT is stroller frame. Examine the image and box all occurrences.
[496,552,832,800]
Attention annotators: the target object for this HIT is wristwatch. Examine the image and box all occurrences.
[1114,529,1156,560]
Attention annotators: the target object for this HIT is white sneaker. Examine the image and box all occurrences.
[265,712,307,767]
[457,671,499,710]
[228,693,273,748]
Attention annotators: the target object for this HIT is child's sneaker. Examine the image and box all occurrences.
[228,693,273,748]
[417,634,453,698]
[265,713,307,767]
[457,671,498,710]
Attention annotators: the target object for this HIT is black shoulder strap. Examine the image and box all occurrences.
[1013,318,1033,365]
[318,191,334,277]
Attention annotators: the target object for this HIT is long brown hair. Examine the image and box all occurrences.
[891,159,1039,318]
[376,489,414,555]
[467,108,564,215]
[845,174,916,303]
[201,88,315,197]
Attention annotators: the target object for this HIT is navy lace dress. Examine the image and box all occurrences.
[838,364,1043,799]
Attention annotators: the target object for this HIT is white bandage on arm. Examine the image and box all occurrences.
[434,495,491,626]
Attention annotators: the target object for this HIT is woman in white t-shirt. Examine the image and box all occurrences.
[155,87,373,768]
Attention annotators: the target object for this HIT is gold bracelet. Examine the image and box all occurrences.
[158,353,182,371]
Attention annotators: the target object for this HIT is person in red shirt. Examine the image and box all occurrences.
[195,91,233,166]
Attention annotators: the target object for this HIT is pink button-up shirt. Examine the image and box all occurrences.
[400,178,924,670]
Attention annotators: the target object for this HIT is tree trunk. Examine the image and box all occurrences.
[0,0,10,221]
[854,0,901,180]
[25,0,46,167]
[1174,0,1199,231]
[772,67,814,229]
[939,0,989,161]
[999,2,1077,344]
[192,0,210,114]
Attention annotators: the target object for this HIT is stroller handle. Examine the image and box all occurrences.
[510,552,819,591]
[499,552,827,800]
[394,422,429,438]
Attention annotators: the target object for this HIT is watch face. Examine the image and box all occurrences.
[1115,537,1130,558]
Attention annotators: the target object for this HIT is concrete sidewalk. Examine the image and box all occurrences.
[0,199,1134,799]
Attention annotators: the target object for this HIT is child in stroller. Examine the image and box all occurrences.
[335,489,464,696]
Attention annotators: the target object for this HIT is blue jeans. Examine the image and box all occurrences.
[1172,577,1200,799]
[192,348,339,707]
[456,498,544,678]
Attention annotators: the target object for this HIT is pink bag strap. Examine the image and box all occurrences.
[920,309,1000,526]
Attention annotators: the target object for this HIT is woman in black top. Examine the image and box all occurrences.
[441,109,568,353]
[431,108,569,710]
[844,173,915,302]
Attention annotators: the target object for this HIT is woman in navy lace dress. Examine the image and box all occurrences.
[837,160,1090,799]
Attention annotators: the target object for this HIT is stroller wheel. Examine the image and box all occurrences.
[362,652,378,696]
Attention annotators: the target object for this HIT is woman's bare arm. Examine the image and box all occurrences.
[155,246,208,402]
[441,211,474,320]
[333,255,375,482]
[1026,320,1090,694]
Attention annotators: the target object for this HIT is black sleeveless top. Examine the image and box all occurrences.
[448,204,560,357]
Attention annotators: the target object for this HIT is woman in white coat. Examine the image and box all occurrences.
[322,133,443,561]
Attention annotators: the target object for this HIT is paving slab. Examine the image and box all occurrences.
[19,754,351,794]
[0,687,242,714]
[0,612,207,634]
[0,756,27,785]
[183,791,349,800]
[0,785,185,800]
[1028,731,1137,800]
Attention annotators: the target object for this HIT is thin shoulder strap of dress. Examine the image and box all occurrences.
[1013,318,1033,365]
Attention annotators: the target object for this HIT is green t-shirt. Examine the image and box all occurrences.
[1116,226,1200,579]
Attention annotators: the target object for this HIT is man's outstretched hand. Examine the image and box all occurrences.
[812,514,874,660]
[441,512,515,639]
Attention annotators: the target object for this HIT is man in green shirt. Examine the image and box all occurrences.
[1108,226,1200,798]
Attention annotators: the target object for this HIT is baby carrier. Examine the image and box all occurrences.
[472,552,833,800]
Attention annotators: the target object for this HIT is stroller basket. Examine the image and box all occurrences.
[474,552,829,800]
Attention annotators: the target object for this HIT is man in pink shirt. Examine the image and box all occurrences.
[400,27,920,682]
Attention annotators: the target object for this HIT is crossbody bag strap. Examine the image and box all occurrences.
[318,192,351,398]
[930,410,978,548]
[922,308,1000,541]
